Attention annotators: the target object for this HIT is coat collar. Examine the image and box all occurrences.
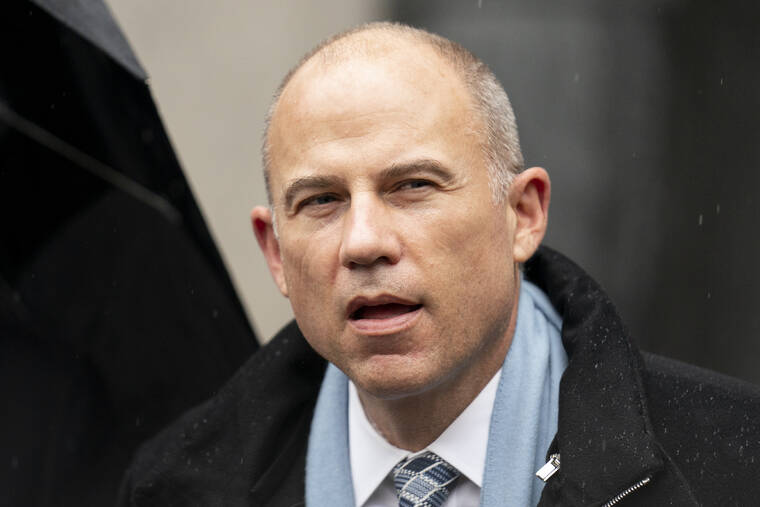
[525,247,665,505]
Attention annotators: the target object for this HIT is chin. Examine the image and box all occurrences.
[350,358,443,401]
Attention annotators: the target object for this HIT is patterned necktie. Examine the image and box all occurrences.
[392,451,461,507]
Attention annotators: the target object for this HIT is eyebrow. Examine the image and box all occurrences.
[281,158,455,210]
[382,159,455,184]
[283,175,345,210]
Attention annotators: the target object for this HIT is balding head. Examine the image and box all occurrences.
[262,22,524,207]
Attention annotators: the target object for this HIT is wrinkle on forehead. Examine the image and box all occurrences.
[283,51,455,115]
[268,46,481,173]
[271,30,476,130]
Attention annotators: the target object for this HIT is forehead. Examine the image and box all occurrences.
[266,40,482,193]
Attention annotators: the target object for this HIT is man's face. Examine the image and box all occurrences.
[262,47,521,399]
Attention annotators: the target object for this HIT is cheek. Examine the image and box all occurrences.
[413,206,515,327]
[279,233,343,346]
[281,230,338,291]
[420,204,512,274]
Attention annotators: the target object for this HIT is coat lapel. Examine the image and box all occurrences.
[527,248,666,505]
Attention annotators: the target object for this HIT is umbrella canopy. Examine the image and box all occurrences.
[0,1,259,505]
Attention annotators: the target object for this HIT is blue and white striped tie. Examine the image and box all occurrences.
[392,451,461,507]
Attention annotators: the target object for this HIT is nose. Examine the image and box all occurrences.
[339,193,401,268]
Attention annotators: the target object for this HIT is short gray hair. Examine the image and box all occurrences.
[262,22,524,205]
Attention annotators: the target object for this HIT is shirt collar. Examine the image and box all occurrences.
[348,368,502,506]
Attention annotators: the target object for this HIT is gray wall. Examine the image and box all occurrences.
[106,0,392,342]
[394,0,760,383]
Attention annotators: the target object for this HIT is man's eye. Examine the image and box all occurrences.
[397,180,433,191]
[301,194,338,208]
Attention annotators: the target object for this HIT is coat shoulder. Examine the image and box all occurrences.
[641,352,760,505]
[118,321,325,507]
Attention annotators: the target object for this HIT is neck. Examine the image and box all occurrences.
[356,291,519,451]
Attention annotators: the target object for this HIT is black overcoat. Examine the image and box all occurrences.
[118,247,760,506]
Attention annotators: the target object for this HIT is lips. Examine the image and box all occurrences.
[350,302,422,320]
[346,295,423,334]
[347,295,420,319]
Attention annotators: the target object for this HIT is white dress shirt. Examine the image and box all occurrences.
[349,368,503,507]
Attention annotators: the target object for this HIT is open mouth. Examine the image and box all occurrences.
[349,303,423,321]
[346,296,423,334]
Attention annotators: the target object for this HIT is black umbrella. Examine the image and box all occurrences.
[0,1,259,505]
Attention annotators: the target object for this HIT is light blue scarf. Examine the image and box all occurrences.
[306,279,568,506]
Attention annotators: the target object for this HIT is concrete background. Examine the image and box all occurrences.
[105,0,391,342]
[394,0,760,384]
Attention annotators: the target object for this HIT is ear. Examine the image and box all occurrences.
[251,206,289,297]
[507,167,551,263]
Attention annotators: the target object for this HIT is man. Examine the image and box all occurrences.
[119,23,760,506]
